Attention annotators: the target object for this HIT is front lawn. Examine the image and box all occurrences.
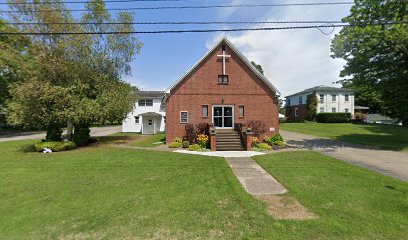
[129,132,166,147]
[1,140,407,239]
[281,122,408,151]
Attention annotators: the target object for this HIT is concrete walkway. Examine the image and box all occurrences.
[225,157,287,195]
[0,126,122,142]
[173,150,265,158]
[281,130,408,182]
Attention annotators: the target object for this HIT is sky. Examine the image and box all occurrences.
[1,0,352,97]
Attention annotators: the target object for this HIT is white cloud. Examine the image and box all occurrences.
[210,3,351,97]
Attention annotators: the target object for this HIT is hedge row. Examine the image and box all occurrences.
[317,113,351,123]
[34,141,77,152]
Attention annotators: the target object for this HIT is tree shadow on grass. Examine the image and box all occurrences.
[19,143,37,153]
[334,134,408,151]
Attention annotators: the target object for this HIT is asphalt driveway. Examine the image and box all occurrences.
[281,130,408,182]
[0,126,122,142]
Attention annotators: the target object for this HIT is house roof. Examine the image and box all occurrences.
[285,85,354,98]
[366,114,396,122]
[138,91,164,99]
[355,106,370,110]
[165,37,280,96]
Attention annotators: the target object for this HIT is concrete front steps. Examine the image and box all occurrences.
[216,129,245,151]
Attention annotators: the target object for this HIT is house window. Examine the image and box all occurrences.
[345,94,349,102]
[332,108,336,113]
[180,111,188,123]
[320,107,324,113]
[345,108,349,113]
[163,116,166,124]
[202,105,208,117]
[218,75,229,84]
[295,108,298,116]
[332,94,337,102]
[239,105,245,117]
[138,99,153,106]
[299,96,303,104]
[319,94,324,103]
[134,116,140,124]
[287,99,290,106]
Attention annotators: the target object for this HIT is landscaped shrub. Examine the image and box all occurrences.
[46,124,63,142]
[195,122,208,135]
[182,141,190,148]
[274,140,285,147]
[255,143,272,150]
[168,142,181,148]
[196,134,209,148]
[247,120,267,137]
[317,113,351,123]
[185,124,196,143]
[34,141,76,152]
[264,134,284,146]
[251,136,259,146]
[174,137,182,143]
[73,124,91,146]
[188,144,201,151]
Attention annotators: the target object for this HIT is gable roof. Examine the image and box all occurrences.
[285,85,354,98]
[138,91,164,98]
[165,37,280,96]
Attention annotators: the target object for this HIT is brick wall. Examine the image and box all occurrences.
[166,40,279,144]
[286,105,307,121]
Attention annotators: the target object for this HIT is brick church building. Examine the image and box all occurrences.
[164,38,280,150]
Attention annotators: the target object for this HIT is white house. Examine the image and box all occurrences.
[122,91,166,134]
[285,85,354,120]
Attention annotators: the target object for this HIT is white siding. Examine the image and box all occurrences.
[316,92,354,114]
[122,98,166,133]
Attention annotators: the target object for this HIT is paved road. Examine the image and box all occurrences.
[0,126,122,142]
[280,130,408,182]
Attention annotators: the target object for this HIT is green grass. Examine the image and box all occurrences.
[1,140,407,239]
[281,122,408,151]
[129,132,166,147]
[254,151,408,240]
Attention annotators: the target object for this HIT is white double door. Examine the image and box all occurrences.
[213,105,234,129]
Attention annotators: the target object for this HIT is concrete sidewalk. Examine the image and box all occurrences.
[281,130,408,182]
[225,157,287,195]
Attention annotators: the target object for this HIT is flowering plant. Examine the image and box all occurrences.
[196,134,209,148]
[251,136,259,146]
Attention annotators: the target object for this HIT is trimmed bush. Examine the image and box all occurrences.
[168,142,181,148]
[264,134,284,146]
[174,137,182,143]
[274,140,285,147]
[46,124,63,142]
[73,124,91,146]
[247,120,267,137]
[188,144,201,151]
[182,141,190,148]
[255,143,272,150]
[317,113,351,123]
[34,141,76,152]
[185,124,196,143]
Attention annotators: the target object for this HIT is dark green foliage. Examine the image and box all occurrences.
[34,141,76,152]
[73,124,90,146]
[331,0,408,124]
[247,120,267,137]
[250,61,264,75]
[264,134,284,146]
[168,142,181,148]
[182,141,190,148]
[317,113,351,123]
[45,124,63,142]
[306,91,318,121]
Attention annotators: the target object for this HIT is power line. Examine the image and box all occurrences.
[0,2,355,13]
[1,22,406,35]
[3,20,345,25]
[1,0,192,4]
